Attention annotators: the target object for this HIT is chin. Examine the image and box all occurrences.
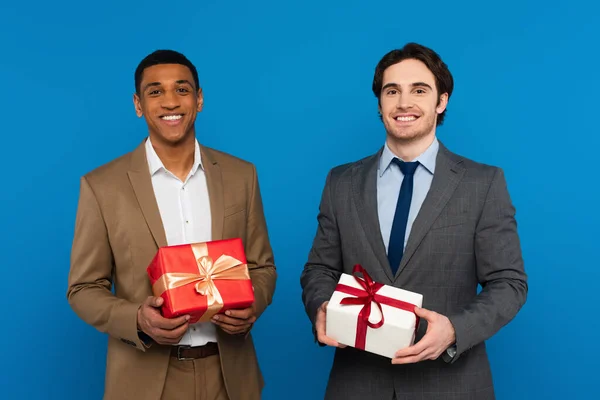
[159,130,188,142]
[389,131,421,141]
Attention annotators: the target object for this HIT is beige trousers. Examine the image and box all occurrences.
[161,355,229,400]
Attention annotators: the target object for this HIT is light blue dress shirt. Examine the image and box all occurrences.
[377,137,439,253]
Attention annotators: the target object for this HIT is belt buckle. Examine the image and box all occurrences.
[176,345,194,361]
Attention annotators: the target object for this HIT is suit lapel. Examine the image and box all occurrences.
[127,141,168,248]
[351,149,395,282]
[395,143,465,278]
[201,146,224,241]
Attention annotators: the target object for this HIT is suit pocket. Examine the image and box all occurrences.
[223,205,247,242]
[429,215,469,230]
[430,197,471,231]
[224,203,246,218]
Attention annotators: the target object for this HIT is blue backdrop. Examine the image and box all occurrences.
[1,0,597,399]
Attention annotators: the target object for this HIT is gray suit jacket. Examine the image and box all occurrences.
[300,142,528,400]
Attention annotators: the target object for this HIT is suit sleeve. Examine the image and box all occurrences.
[300,170,344,334]
[245,165,277,321]
[67,176,146,351]
[447,168,528,361]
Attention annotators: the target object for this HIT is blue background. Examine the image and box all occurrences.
[1,0,598,398]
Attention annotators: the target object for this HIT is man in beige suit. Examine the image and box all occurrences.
[67,49,277,400]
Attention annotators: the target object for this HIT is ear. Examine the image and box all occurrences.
[436,93,449,114]
[133,93,143,117]
[196,88,204,112]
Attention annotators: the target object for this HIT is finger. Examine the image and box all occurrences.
[315,307,339,346]
[217,324,238,335]
[155,336,182,345]
[145,296,164,308]
[155,335,185,345]
[223,308,254,320]
[213,319,251,334]
[318,333,345,347]
[212,314,253,326]
[151,314,190,330]
[414,306,436,320]
[391,351,428,365]
[219,325,244,335]
[315,322,336,345]
[318,333,341,347]
[218,324,250,335]
[394,337,431,358]
[153,322,189,344]
[315,307,327,335]
[315,318,339,346]
[213,319,252,331]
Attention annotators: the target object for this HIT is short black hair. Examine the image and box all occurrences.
[134,50,200,95]
[372,43,454,126]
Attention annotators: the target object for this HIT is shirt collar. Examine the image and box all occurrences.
[145,137,204,177]
[378,137,439,177]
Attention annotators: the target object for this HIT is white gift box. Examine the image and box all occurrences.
[326,272,423,359]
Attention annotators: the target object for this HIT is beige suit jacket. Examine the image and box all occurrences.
[67,140,277,400]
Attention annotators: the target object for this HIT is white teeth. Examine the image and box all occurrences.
[161,115,182,121]
[396,116,416,122]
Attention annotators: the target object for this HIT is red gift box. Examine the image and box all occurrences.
[147,238,254,323]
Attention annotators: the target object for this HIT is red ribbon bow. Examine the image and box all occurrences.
[335,264,419,350]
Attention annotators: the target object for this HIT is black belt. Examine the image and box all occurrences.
[171,342,219,360]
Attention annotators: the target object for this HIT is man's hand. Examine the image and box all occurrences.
[211,305,256,335]
[316,301,346,348]
[137,296,189,345]
[392,306,455,364]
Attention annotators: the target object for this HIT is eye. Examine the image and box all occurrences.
[177,87,190,93]
[386,89,398,95]
[148,89,161,96]
[414,89,426,94]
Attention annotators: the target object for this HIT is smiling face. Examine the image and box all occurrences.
[378,58,448,145]
[133,63,203,146]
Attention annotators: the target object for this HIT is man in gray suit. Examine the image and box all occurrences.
[300,43,528,399]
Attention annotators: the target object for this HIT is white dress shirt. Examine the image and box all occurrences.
[145,137,217,346]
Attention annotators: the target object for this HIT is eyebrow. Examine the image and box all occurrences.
[142,82,161,92]
[175,79,194,87]
[381,82,434,91]
[142,80,195,92]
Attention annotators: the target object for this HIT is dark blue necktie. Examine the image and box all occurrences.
[387,159,419,275]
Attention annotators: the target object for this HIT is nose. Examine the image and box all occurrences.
[160,90,180,109]
[396,92,413,109]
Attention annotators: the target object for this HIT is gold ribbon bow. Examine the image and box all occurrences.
[152,243,250,321]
